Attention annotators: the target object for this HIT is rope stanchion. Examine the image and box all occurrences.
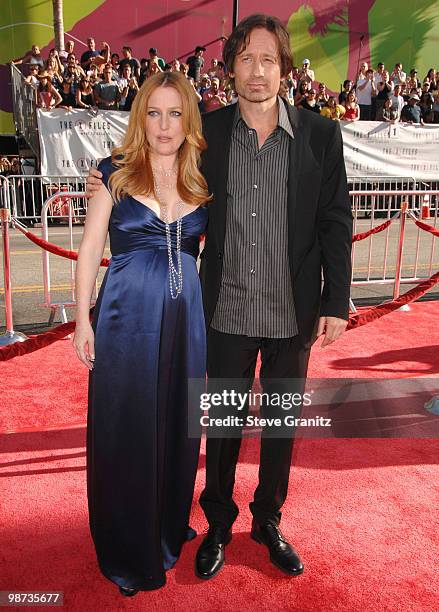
[0,308,94,362]
[413,219,439,238]
[347,270,439,330]
[0,209,28,346]
[0,320,75,361]
[12,219,110,267]
[352,217,395,243]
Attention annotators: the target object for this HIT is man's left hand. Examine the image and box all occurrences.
[317,316,348,347]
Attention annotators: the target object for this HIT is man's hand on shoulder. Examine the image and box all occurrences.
[86,167,103,199]
[317,316,348,347]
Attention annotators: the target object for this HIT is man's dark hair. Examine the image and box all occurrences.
[123,46,132,53]
[223,13,293,77]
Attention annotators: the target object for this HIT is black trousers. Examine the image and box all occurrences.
[359,104,371,120]
[199,327,311,530]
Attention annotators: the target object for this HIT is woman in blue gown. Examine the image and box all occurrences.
[74,72,210,596]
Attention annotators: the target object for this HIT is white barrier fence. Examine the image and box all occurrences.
[0,185,438,338]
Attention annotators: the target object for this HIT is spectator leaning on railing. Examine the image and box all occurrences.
[76,76,95,109]
[389,83,405,117]
[12,45,44,68]
[320,96,346,120]
[58,77,77,110]
[341,90,360,122]
[36,71,62,109]
[400,94,423,124]
[25,65,39,87]
[382,98,399,123]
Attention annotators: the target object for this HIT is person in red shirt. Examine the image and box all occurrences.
[202,77,227,112]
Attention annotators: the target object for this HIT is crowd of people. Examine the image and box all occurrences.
[13,39,233,114]
[290,60,439,124]
[12,41,439,123]
[0,156,20,175]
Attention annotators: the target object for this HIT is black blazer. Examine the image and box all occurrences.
[199,100,353,347]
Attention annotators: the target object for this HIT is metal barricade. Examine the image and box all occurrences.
[6,174,86,222]
[39,191,97,324]
[350,190,439,300]
[10,64,40,159]
[348,176,417,219]
[348,176,439,219]
[0,175,28,344]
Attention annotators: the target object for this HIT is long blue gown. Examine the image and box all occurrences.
[86,156,207,590]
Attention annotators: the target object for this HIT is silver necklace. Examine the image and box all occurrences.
[153,171,183,299]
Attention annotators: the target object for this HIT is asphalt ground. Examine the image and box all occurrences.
[1,218,438,335]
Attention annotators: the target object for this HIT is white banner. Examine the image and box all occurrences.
[37,109,129,177]
[341,121,439,180]
[38,110,439,180]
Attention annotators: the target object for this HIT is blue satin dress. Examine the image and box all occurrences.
[87,156,207,591]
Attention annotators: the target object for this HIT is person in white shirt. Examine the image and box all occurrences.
[299,58,315,82]
[374,62,386,87]
[355,61,368,84]
[59,40,75,66]
[391,63,406,86]
[389,84,405,118]
[356,68,376,120]
[25,65,39,87]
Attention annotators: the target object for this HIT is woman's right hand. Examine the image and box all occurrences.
[73,321,95,370]
[85,168,103,198]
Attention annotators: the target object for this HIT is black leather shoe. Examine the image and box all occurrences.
[119,586,138,597]
[195,525,232,580]
[251,520,304,576]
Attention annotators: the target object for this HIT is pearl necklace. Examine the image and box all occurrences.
[153,171,183,299]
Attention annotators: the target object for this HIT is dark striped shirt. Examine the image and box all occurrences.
[210,98,298,338]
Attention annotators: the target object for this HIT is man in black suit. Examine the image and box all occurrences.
[86,12,352,582]
[195,14,352,580]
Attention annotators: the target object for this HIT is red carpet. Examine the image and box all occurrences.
[1,301,439,610]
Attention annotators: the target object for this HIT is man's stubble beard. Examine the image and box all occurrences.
[235,83,277,105]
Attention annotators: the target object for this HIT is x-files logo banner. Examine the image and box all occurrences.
[37,108,129,177]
